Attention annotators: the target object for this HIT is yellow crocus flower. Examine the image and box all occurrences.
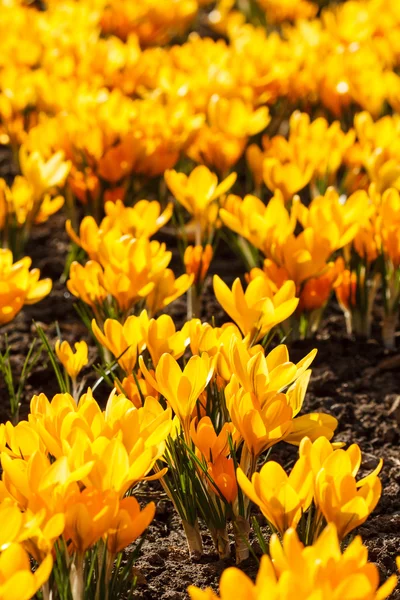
[64,488,119,554]
[67,261,108,310]
[213,275,298,344]
[146,314,188,365]
[300,437,382,539]
[237,457,313,535]
[102,199,173,239]
[0,543,53,600]
[190,416,237,463]
[263,156,314,202]
[184,244,213,287]
[107,496,155,555]
[165,166,236,227]
[92,314,148,373]
[228,341,317,404]
[145,269,193,316]
[0,249,52,325]
[188,525,397,599]
[139,353,214,436]
[19,145,71,201]
[55,340,88,380]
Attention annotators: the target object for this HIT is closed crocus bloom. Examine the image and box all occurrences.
[165,166,236,222]
[378,188,400,268]
[107,496,155,555]
[146,314,188,364]
[19,145,71,201]
[55,340,88,380]
[298,265,338,313]
[213,275,298,344]
[333,258,357,311]
[97,138,136,183]
[246,144,265,188]
[117,374,159,409]
[184,245,213,287]
[190,416,236,462]
[208,456,238,504]
[381,226,400,270]
[0,543,53,600]
[68,167,100,206]
[0,176,34,227]
[139,353,214,436]
[237,457,313,535]
[187,127,247,176]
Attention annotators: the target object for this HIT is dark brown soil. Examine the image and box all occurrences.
[0,168,399,597]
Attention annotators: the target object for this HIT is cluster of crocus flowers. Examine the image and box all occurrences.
[100,0,201,46]
[188,524,397,600]
[0,146,70,256]
[238,435,382,543]
[0,249,52,324]
[220,188,363,338]
[0,387,170,598]
[1,0,400,596]
[187,97,270,175]
[89,295,338,563]
[246,111,355,200]
[220,173,400,343]
[2,0,400,208]
[66,198,192,322]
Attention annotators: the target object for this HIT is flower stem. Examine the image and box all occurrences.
[187,286,202,320]
[234,516,250,564]
[70,553,84,600]
[382,313,398,350]
[211,526,230,559]
[182,519,203,559]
